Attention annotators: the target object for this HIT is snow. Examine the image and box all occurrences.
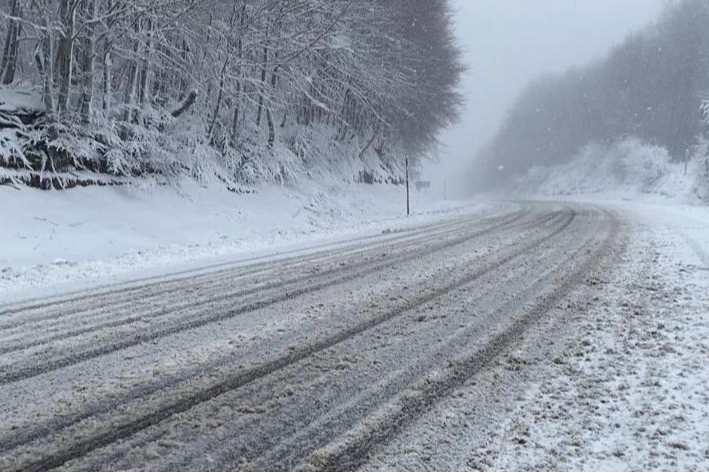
[509,138,709,205]
[3,131,709,469]
[485,197,709,471]
[0,180,480,304]
[387,137,709,470]
[0,87,43,114]
[350,189,709,471]
[470,135,709,469]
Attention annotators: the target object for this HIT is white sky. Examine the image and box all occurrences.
[426,0,664,196]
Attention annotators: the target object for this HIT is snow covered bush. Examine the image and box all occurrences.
[514,137,675,197]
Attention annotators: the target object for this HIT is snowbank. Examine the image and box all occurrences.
[0,179,480,302]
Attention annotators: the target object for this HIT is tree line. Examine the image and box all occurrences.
[0,0,463,188]
[473,0,709,190]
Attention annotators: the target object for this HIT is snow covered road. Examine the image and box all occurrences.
[1,202,624,470]
[457,199,709,472]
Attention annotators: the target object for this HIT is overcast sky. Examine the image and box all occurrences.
[427,0,664,195]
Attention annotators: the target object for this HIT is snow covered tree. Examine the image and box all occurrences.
[473,0,709,190]
[0,0,463,189]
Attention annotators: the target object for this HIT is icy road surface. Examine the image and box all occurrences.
[0,201,698,471]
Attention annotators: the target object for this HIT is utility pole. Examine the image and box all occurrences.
[405,157,410,216]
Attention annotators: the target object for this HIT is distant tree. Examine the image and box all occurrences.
[473,0,709,190]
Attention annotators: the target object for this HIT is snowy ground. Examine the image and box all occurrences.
[458,141,709,469]
[0,180,477,304]
[486,197,709,471]
[1,201,620,470]
[2,175,709,470]
[363,193,709,471]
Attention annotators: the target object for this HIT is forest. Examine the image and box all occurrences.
[473,0,709,191]
[0,0,463,189]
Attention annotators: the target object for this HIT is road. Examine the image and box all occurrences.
[0,202,622,471]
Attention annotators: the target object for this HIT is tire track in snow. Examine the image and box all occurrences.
[303,208,620,472]
[1,211,486,316]
[0,210,524,347]
[0,207,554,455]
[0,210,507,328]
[4,206,578,471]
[0,208,539,380]
[0,209,531,345]
[239,214,610,471]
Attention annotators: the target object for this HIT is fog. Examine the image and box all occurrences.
[427,0,664,197]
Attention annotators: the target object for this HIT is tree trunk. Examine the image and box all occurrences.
[122,60,138,124]
[80,0,97,126]
[358,128,378,160]
[208,87,223,139]
[1,0,21,85]
[100,0,114,113]
[209,1,239,143]
[256,46,268,127]
[137,17,153,117]
[122,19,141,125]
[41,23,55,122]
[171,89,197,118]
[102,41,112,112]
[266,68,278,148]
[56,0,76,113]
[230,3,247,146]
[267,109,275,148]
[0,6,12,79]
[230,81,241,145]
